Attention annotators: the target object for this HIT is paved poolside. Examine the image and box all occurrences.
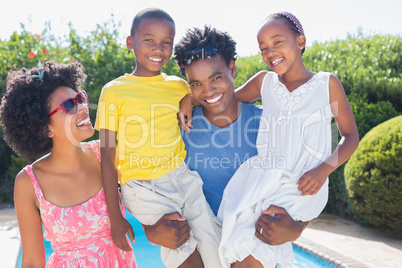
[0,208,19,268]
[295,214,402,267]
[1,208,401,268]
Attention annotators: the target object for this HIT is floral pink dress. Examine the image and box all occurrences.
[24,140,137,268]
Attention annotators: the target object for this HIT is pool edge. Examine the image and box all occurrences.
[294,237,367,268]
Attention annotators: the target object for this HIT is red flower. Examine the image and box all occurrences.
[29,52,35,58]
[42,48,49,54]
[35,34,41,41]
[71,58,76,63]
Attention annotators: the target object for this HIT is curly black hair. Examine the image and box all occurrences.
[174,25,237,76]
[0,61,87,162]
[130,8,175,36]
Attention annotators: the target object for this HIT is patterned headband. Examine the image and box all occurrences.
[278,11,304,36]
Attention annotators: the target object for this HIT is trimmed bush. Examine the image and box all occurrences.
[345,115,402,236]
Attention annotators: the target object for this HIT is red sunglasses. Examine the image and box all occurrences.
[48,91,88,117]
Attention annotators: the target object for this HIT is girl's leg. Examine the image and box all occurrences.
[179,249,204,268]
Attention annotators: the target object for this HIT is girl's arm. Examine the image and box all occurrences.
[234,70,267,103]
[298,74,359,195]
[99,129,134,251]
[14,170,46,268]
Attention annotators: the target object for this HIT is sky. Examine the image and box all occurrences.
[1,0,401,57]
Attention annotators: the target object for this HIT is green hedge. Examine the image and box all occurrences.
[324,95,400,216]
[345,116,402,236]
[304,34,402,112]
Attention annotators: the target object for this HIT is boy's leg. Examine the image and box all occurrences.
[175,163,222,268]
[121,177,200,268]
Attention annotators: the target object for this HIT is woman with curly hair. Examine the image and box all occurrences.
[0,61,137,267]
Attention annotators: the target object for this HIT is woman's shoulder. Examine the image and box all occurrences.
[29,152,52,168]
[82,140,101,161]
[81,140,100,149]
[14,163,41,214]
[14,166,36,197]
[15,167,31,185]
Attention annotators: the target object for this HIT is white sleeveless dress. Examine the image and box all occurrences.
[218,71,333,267]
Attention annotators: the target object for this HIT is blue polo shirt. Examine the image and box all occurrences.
[182,102,262,215]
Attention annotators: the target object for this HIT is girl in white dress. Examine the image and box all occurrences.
[218,12,359,268]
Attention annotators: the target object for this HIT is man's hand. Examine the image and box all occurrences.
[255,205,306,245]
[111,216,135,251]
[143,212,190,249]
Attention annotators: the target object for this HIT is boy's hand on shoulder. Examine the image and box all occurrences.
[143,212,190,249]
[177,110,192,133]
[178,95,195,133]
[110,216,135,251]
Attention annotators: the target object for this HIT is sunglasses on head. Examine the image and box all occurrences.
[181,46,218,67]
[48,90,88,117]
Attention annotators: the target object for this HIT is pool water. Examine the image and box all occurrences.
[17,212,338,267]
[293,244,338,268]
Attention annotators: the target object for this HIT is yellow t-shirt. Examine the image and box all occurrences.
[95,73,190,185]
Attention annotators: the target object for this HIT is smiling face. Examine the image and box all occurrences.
[257,18,305,75]
[48,86,94,145]
[185,54,239,126]
[127,18,175,77]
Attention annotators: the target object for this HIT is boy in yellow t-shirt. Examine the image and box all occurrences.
[95,8,221,268]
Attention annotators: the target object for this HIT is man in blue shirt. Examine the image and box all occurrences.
[181,90,262,215]
[143,26,307,267]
